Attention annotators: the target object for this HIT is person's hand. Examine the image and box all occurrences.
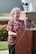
[8,31,17,36]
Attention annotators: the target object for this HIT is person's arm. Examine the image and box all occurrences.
[7,20,17,37]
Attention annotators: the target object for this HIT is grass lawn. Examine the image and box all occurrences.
[0,41,8,50]
[0,13,10,16]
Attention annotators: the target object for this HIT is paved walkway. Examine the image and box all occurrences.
[0,50,9,54]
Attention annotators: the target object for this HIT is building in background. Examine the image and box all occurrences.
[0,0,21,13]
[0,0,36,13]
